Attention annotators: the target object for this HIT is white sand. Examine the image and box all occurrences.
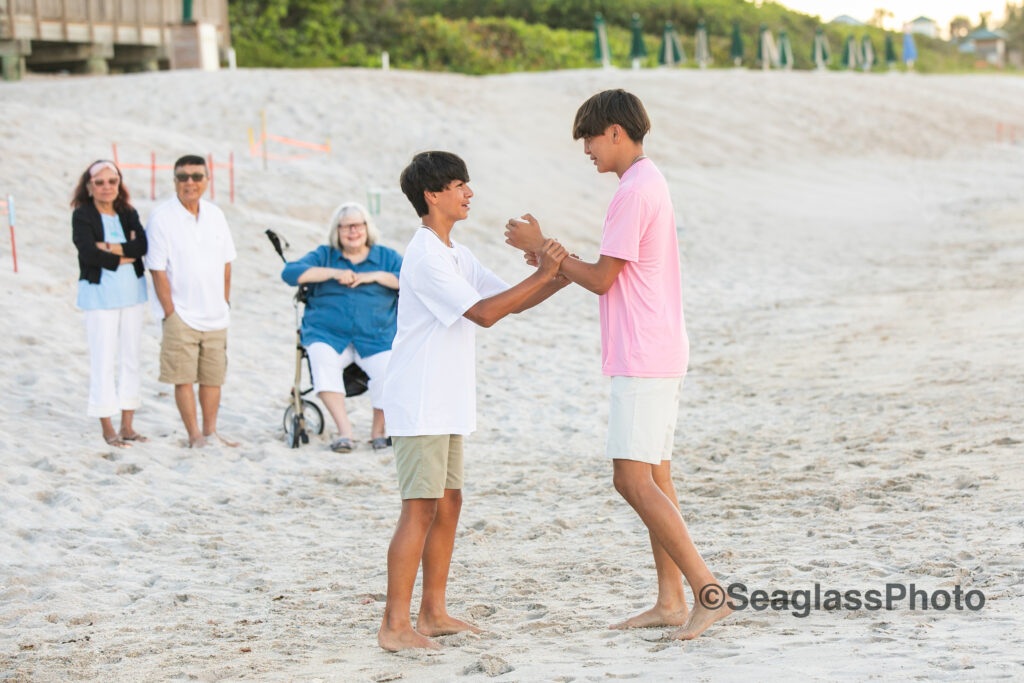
[1,68,1023,680]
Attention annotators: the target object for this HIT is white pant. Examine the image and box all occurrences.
[306,342,391,408]
[83,303,146,418]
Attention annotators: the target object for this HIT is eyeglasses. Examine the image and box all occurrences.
[175,172,207,183]
[337,222,366,232]
[91,178,120,187]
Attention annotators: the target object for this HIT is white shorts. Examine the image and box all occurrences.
[606,376,683,465]
[306,342,391,408]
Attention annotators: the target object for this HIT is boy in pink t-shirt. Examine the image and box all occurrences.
[505,89,730,641]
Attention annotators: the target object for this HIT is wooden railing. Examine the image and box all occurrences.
[1,0,229,46]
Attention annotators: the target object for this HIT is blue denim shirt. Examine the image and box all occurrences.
[281,244,402,356]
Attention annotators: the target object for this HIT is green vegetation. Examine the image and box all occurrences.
[228,0,978,73]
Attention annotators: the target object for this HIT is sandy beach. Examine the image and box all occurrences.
[1,67,1023,680]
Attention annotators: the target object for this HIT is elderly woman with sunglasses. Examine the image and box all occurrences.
[282,202,402,453]
[71,160,149,447]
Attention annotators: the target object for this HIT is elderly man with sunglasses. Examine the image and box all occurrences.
[145,155,238,448]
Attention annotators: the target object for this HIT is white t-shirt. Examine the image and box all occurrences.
[381,228,508,436]
[144,197,237,331]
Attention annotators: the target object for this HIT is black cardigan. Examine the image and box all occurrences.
[72,203,147,283]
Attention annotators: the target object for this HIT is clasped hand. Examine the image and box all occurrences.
[333,269,375,287]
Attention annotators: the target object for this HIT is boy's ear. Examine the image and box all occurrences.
[424,189,437,207]
[611,124,621,143]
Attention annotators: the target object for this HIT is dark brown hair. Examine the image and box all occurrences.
[70,160,133,212]
[572,89,651,143]
[400,151,470,217]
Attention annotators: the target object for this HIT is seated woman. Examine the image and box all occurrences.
[282,202,402,452]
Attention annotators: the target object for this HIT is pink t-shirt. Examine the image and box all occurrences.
[598,158,688,377]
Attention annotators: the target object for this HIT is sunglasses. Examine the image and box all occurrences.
[338,222,367,232]
[91,178,120,187]
[175,172,207,182]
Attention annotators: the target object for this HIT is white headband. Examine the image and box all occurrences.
[89,161,118,178]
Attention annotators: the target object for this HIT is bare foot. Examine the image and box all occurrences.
[416,613,482,637]
[188,434,208,448]
[669,604,732,640]
[610,603,690,630]
[205,432,239,448]
[377,624,440,652]
[104,435,132,448]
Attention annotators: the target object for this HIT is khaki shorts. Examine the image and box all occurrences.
[159,311,228,386]
[607,376,682,465]
[392,434,464,500]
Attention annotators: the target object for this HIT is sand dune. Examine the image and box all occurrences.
[1,68,1023,680]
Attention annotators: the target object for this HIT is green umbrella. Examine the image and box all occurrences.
[594,13,611,67]
[730,21,744,66]
[778,30,793,70]
[658,21,685,67]
[695,19,711,68]
[629,13,647,64]
[812,27,830,70]
[861,35,875,71]
[841,34,859,69]
[884,33,898,67]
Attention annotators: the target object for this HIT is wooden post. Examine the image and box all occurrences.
[136,0,143,43]
[208,153,215,200]
[113,0,120,44]
[150,151,156,200]
[112,143,119,165]
[33,0,41,39]
[261,110,268,170]
[61,0,69,40]
[6,196,17,274]
[159,0,166,44]
[87,0,95,42]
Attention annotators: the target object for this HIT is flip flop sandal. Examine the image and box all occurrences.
[330,437,354,453]
[120,432,149,443]
[371,437,392,451]
[105,436,132,448]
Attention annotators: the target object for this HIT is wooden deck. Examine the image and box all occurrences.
[1,0,229,76]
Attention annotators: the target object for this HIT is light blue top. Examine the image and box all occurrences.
[76,213,148,310]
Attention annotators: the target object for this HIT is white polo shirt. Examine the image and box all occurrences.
[381,228,508,436]
[144,197,237,331]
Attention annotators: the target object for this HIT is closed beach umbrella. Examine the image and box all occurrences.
[861,35,875,71]
[730,21,744,66]
[841,34,859,69]
[658,21,685,67]
[812,27,831,70]
[695,19,711,69]
[594,13,611,68]
[778,30,794,70]
[902,30,917,69]
[884,32,898,67]
[757,24,779,70]
[629,13,647,69]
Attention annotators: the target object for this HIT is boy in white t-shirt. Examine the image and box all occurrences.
[377,151,568,652]
[504,90,731,640]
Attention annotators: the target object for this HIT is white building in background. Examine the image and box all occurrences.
[907,16,939,38]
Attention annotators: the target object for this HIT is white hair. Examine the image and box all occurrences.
[327,201,380,251]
